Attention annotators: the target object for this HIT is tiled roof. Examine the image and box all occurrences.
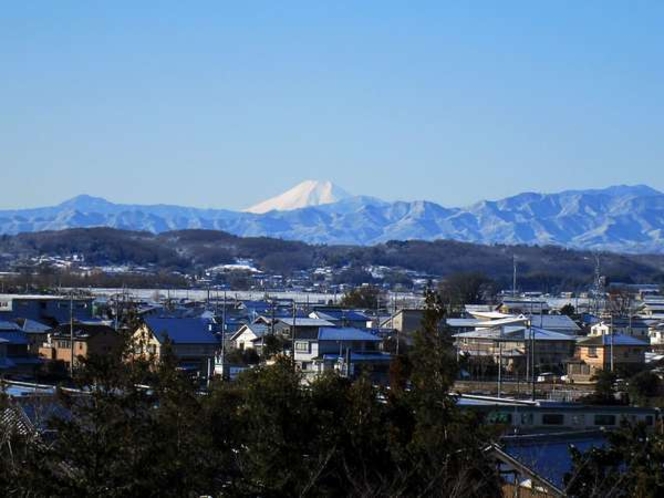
[321,352,391,362]
[0,321,21,331]
[312,310,369,322]
[579,334,650,347]
[529,315,581,331]
[317,327,382,342]
[17,319,52,334]
[278,318,335,327]
[501,327,577,342]
[145,317,219,345]
[53,322,116,338]
[0,331,29,345]
[230,323,269,342]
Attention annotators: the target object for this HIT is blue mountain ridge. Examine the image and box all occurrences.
[1,185,663,253]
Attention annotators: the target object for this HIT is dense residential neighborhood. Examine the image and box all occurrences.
[2,274,664,495]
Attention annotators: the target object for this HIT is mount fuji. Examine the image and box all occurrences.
[244,180,351,213]
[1,182,664,253]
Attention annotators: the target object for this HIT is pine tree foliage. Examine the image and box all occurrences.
[565,422,664,497]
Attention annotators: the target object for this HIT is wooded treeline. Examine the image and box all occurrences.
[3,228,664,291]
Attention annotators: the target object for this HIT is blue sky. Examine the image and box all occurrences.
[1,1,663,210]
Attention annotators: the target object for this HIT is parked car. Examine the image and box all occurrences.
[536,372,557,383]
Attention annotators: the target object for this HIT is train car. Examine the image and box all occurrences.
[456,394,659,433]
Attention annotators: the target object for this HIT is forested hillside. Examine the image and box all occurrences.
[2,228,664,290]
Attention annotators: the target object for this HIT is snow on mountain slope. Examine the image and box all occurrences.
[1,184,664,253]
[244,180,351,213]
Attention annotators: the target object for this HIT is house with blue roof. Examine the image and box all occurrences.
[589,317,651,339]
[309,308,370,329]
[0,337,12,371]
[0,321,43,375]
[453,326,577,375]
[0,294,94,325]
[567,333,650,382]
[253,316,335,340]
[294,327,390,382]
[15,318,53,355]
[230,323,270,352]
[132,317,220,375]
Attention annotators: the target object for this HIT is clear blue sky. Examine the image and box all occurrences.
[2,1,663,210]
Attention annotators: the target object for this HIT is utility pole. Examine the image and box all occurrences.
[512,255,517,298]
[610,313,615,372]
[529,319,535,400]
[497,326,503,397]
[393,293,399,356]
[113,293,118,332]
[221,290,227,379]
[69,292,74,378]
[292,300,297,371]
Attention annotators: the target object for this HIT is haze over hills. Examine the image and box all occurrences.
[1,182,663,253]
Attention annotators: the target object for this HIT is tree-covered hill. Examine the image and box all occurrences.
[2,228,664,290]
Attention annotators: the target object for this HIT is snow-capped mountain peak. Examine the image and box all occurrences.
[244,180,352,214]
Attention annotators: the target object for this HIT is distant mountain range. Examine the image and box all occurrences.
[1,181,663,253]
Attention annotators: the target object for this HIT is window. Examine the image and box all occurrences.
[542,413,564,425]
[78,343,83,350]
[587,346,597,357]
[570,415,584,426]
[520,413,533,425]
[594,414,616,426]
[645,415,654,426]
[487,412,512,424]
[295,342,309,352]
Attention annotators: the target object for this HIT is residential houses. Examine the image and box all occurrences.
[649,322,664,352]
[39,322,121,371]
[0,294,94,324]
[454,326,577,374]
[293,327,389,382]
[380,308,426,345]
[309,308,370,329]
[131,317,220,374]
[498,299,550,315]
[0,321,42,375]
[230,323,269,352]
[588,318,651,339]
[566,334,650,382]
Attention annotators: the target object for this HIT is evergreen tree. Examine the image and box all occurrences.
[565,422,664,497]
